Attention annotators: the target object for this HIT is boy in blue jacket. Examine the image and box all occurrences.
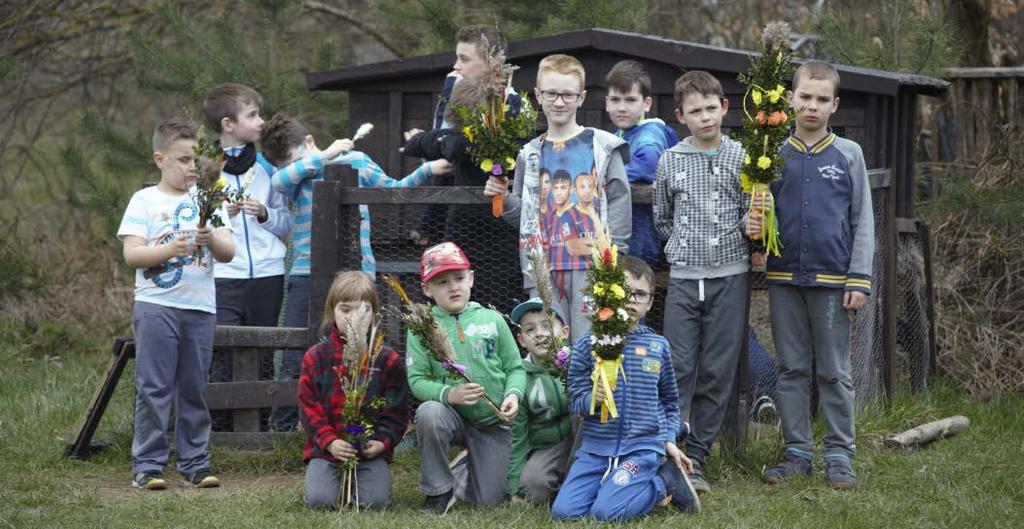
[551,256,699,521]
[749,61,874,490]
[605,60,679,269]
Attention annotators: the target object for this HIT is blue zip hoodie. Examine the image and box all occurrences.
[767,132,874,294]
[567,324,681,457]
[618,119,679,269]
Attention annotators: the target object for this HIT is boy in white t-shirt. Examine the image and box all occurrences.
[117,118,235,490]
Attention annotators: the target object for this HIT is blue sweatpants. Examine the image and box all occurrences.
[131,301,215,474]
[551,449,665,522]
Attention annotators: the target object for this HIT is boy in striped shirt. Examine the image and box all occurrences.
[260,114,451,431]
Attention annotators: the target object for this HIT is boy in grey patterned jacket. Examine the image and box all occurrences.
[653,71,749,493]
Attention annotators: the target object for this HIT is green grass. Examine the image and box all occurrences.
[1,344,1022,528]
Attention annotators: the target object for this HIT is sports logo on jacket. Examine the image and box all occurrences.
[819,164,845,180]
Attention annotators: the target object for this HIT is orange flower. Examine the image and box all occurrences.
[768,111,788,126]
[755,110,767,125]
[598,307,614,321]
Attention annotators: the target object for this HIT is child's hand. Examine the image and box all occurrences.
[593,382,606,404]
[360,440,386,459]
[239,198,267,222]
[225,201,241,218]
[500,393,520,420]
[165,235,193,258]
[447,383,485,406]
[327,439,358,461]
[325,139,354,159]
[744,212,763,238]
[483,175,508,197]
[665,441,694,474]
[193,227,212,247]
[750,188,774,211]
[428,159,454,176]
[843,290,868,311]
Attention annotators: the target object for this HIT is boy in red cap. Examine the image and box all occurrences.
[406,242,527,514]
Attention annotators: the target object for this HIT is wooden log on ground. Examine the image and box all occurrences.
[884,415,970,448]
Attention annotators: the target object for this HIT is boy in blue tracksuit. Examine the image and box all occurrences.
[551,256,698,521]
[749,62,874,490]
[605,60,679,269]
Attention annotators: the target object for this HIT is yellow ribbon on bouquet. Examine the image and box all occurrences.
[589,354,626,423]
[750,182,783,257]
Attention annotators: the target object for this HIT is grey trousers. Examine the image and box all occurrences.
[303,457,393,509]
[518,436,573,504]
[662,273,749,465]
[530,269,591,345]
[131,301,215,474]
[769,285,856,457]
[415,401,511,504]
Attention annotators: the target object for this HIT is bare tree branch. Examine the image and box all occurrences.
[302,0,405,59]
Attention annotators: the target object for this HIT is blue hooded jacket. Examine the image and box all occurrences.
[567,324,682,457]
[618,119,679,269]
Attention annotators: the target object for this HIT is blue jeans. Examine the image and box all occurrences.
[269,275,310,431]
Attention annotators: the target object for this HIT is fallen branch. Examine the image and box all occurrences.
[884,415,970,449]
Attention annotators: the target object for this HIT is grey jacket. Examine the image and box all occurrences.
[502,128,632,289]
[653,135,749,279]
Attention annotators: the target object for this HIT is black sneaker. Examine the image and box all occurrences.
[132,472,168,490]
[182,468,220,488]
[689,460,711,493]
[658,461,700,513]
[762,450,813,484]
[423,489,456,515]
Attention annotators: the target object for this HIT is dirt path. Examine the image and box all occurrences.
[87,472,303,500]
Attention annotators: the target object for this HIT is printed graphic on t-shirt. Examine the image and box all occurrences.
[143,201,205,289]
[540,129,601,270]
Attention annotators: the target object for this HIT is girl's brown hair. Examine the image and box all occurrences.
[320,271,380,336]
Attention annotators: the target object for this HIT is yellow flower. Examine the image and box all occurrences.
[610,284,626,300]
[751,89,762,105]
[506,157,516,170]
[768,86,784,104]
[214,176,228,191]
[480,159,493,173]
[757,156,772,170]
[744,154,751,166]
[593,282,606,296]
[463,126,474,143]
[609,244,618,268]
[740,172,752,193]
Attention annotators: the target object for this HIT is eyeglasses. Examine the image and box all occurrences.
[538,90,581,103]
[628,291,652,302]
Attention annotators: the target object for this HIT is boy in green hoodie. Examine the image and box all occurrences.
[408,241,527,514]
[506,299,573,504]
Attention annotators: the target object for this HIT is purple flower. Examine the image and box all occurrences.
[492,163,503,176]
[442,359,467,375]
[346,424,366,436]
[555,347,571,370]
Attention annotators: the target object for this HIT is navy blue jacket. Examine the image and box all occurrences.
[767,132,874,294]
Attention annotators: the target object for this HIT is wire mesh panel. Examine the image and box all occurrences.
[895,222,932,391]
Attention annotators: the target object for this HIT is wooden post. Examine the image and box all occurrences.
[64,338,134,459]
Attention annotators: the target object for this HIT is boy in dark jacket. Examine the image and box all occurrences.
[752,61,873,490]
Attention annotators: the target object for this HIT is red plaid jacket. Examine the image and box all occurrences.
[297,327,410,463]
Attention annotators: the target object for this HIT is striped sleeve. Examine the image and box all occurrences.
[273,152,326,194]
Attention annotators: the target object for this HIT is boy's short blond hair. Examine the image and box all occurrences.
[152,117,197,152]
[673,70,724,109]
[793,61,840,97]
[537,54,585,92]
[203,83,263,133]
[260,113,308,168]
[444,77,491,128]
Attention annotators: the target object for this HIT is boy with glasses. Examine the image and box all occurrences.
[487,54,632,344]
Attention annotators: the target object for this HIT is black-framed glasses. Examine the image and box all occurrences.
[538,90,581,103]
[628,291,652,303]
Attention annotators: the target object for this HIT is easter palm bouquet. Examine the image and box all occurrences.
[584,233,634,423]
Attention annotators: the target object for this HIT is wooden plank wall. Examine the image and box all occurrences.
[943,67,1024,163]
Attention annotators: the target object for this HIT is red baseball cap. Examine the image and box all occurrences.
[420,241,472,283]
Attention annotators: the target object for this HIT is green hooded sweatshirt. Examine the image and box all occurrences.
[506,357,572,496]
[406,302,526,428]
